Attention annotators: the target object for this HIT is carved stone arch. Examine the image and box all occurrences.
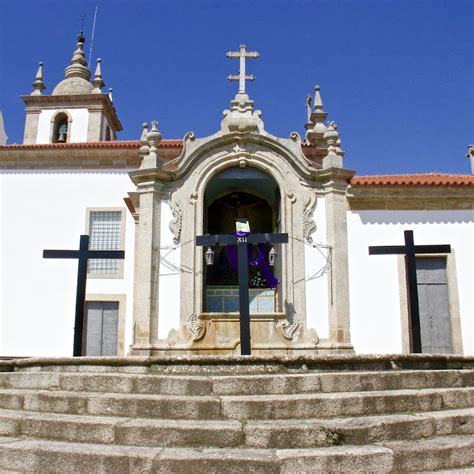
[49,110,73,143]
[172,141,315,331]
[170,132,315,183]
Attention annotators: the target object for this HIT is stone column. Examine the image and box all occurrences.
[87,107,103,141]
[23,108,41,144]
[130,181,164,354]
[323,170,353,349]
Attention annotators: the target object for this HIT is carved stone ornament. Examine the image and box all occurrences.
[279,320,300,340]
[186,313,206,341]
[169,201,183,244]
[232,143,246,153]
[303,192,317,243]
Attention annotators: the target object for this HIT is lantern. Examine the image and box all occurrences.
[268,246,277,266]
[205,247,215,266]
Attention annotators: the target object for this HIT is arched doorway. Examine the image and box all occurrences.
[203,167,281,313]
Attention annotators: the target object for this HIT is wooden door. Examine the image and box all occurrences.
[416,257,453,354]
[84,302,119,356]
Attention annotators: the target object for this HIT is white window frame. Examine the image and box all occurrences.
[85,207,126,279]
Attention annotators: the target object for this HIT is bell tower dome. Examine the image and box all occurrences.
[22,32,122,144]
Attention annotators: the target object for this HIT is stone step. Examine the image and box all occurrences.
[0,437,394,473]
[5,354,473,376]
[0,387,472,421]
[0,389,222,419]
[0,409,244,448]
[1,369,472,396]
[0,408,472,449]
[221,387,474,420]
[1,435,472,473]
[384,434,474,472]
[244,408,474,448]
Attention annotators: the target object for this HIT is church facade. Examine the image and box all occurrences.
[1,36,472,357]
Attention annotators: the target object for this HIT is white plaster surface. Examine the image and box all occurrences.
[0,170,135,356]
[347,210,473,355]
[305,197,329,339]
[157,200,181,339]
[36,108,89,143]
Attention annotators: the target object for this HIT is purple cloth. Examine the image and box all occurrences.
[225,233,280,289]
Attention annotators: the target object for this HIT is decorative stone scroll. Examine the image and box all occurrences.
[186,313,206,341]
[303,192,317,243]
[279,320,300,340]
[169,201,183,244]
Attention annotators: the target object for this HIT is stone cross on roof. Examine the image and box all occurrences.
[226,44,259,94]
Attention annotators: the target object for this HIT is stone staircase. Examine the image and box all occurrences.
[0,354,472,473]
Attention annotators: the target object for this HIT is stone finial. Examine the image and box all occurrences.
[91,58,105,93]
[467,145,474,174]
[108,88,113,102]
[138,122,150,157]
[31,61,46,96]
[64,32,91,81]
[147,120,162,148]
[322,121,344,169]
[313,85,323,111]
[140,120,162,169]
[220,44,265,134]
[305,84,328,146]
[226,44,259,96]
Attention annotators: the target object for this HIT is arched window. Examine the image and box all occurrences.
[51,112,70,143]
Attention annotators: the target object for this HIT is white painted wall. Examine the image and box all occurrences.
[0,170,135,356]
[36,108,89,144]
[305,197,330,339]
[347,210,473,355]
[157,200,181,339]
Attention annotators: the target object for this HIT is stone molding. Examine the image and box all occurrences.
[0,146,179,170]
[347,185,474,210]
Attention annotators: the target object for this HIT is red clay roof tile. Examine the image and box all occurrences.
[0,140,183,150]
[350,173,474,187]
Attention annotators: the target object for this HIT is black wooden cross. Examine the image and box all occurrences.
[196,232,288,355]
[369,230,451,353]
[43,235,125,357]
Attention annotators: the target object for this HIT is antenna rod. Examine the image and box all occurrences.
[88,7,99,65]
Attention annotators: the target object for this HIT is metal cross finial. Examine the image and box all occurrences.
[226,44,259,94]
[80,13,86,32]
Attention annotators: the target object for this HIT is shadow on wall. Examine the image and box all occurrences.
[354,210,473,226]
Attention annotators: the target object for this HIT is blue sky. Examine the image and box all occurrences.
[1,0,472,175]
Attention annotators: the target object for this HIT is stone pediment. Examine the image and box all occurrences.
[163,128,318,182]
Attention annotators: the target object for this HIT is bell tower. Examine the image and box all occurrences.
[22,31,122,144]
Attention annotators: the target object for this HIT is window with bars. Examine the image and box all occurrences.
[88,210,122,274]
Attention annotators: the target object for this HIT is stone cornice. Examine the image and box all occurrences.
[21,94,123,132]
[0,141,181,170]
[347,185,474,210]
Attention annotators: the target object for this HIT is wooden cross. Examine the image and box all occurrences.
[369,230,451,353]
[196,232,288,355]
[226,44,259,94]
[43,235,125,357]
